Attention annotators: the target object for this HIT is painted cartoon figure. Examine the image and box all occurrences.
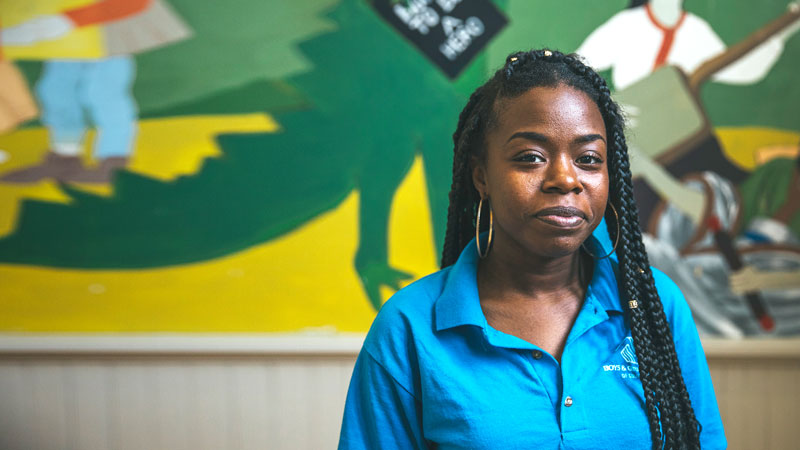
[0,19,39,165]
[643,151,800,337]
[0,47,37,135]
[0,0,190,183]
[577,0,800,90]
[577,0,800,221]
[575,0,800,336]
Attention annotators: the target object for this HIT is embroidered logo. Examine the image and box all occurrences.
[620,336,638,366]
[602,337,640,379]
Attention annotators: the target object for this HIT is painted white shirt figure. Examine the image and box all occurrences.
[576,0,798,90]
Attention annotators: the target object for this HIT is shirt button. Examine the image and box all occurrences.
[532,350,543,360]
[564,396,573,407]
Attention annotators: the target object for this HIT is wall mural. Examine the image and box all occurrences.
[0,0,797,337]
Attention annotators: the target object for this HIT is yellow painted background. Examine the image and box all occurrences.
[2,0,107,60]
[0,111,796,332]
[0,113,438,332]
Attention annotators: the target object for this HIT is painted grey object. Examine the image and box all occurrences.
[613,66,706,160]
[105,0,193,56]
[644,172,800,337]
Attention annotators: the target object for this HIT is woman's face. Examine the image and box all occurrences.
[473,84,609,260]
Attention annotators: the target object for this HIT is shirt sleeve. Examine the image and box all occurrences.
[575,12,626,72]
[711,37,783,85]
[338,348,428,450]
[653,268,728,449]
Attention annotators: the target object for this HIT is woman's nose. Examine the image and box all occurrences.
[542,154,582,194]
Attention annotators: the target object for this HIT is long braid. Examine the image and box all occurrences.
[581,61,674,445]
[441,49,701,449]
[597,70,700,446]
[565,51,701,448]
[442,85,493,266]
[557,54,683,445]
[570,59,674,446]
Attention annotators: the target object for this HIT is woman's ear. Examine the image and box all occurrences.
[471,156,488,198]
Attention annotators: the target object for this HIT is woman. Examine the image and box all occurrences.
[339,49,726,449]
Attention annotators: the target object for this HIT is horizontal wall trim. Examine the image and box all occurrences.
[0,333,366,356]
[0,334,798,359]
[701,338,800,359]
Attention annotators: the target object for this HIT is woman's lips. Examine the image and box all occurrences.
[534,206,586,228]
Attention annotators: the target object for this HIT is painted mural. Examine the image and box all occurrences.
[0,0,797,336]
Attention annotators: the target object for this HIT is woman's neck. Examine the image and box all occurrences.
[477,237,588,304]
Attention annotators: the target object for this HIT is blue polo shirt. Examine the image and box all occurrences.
[339,239,726,449]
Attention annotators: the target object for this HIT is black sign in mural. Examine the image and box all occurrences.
[372,0,508,78]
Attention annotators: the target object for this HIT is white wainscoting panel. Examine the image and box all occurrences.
[0,335,798,450]
[0,346,359,450]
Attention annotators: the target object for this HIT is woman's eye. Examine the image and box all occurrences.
[515,153,545,163]
[577,154,603,165]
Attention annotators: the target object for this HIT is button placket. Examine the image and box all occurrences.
[559,353,589,435]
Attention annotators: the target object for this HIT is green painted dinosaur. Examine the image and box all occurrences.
[0,0,484,309]
[3,0,796,311]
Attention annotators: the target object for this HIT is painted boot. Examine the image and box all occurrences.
[0,152,84,183]
[64,156,130,184]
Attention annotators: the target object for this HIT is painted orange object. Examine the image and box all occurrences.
[64,0,151,27]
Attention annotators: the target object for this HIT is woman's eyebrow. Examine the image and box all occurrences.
[506,131,606,144]
[506,131,548,143]
[574,134,606,144]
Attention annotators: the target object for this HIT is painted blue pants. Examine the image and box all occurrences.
[36,56,137,158]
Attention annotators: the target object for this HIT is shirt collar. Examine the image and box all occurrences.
[434,233,623,332]
[586,253,624,314]
[584,231,624,314]
[435,240,487,331]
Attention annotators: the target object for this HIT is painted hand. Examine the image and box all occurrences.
[355,261,414,311]
[626,144,647,178]
[1,15,75,46]
[780,2,800,42]
[729,265,800,294]
[618,102,640,129]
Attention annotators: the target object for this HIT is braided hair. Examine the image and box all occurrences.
[441,49,701,449]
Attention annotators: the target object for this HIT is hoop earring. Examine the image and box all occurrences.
[476,197,493,258]
[581,203,620,259]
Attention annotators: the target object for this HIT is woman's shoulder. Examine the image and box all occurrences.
[380,267,451,319]
[363,267,452,350]
[359,267,453,388]
[608,256,692,322]
[649,265,696,328]
[650,265,683,298]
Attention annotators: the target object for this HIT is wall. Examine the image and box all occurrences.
[2,0,798,338]
[0,336,798,450]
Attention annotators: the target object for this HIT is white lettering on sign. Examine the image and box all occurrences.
[436,0,463,13]
[441,15,462,36]
[439,16,485,61]
[393,0,440,35]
